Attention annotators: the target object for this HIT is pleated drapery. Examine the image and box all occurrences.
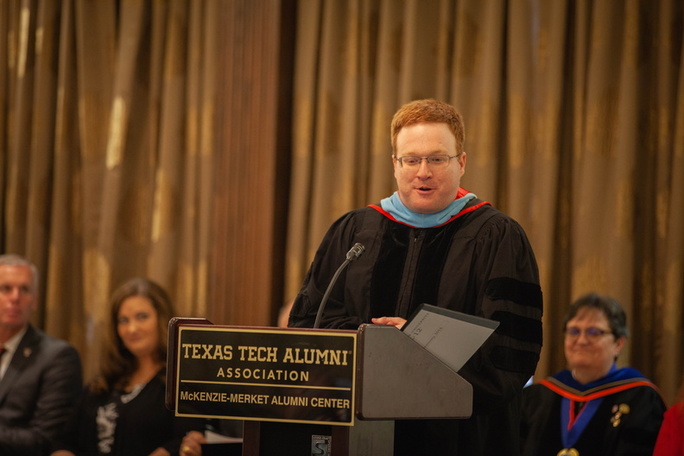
[2,0,683,404]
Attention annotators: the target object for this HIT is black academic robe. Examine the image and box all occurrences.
[521,369,667,456]
[289,193,543,456]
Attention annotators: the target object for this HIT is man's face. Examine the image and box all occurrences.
[0,265,36,334]
[393,122,466,214]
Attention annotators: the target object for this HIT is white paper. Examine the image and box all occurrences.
[401,304,499,372]
[204,429,243,444]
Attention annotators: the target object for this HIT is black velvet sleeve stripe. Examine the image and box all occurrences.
[491,310,543,346]
[491,346,541,374]
[486,277,542,310]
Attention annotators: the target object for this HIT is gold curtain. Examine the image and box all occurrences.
[1,0,291,381]
[2,0,683,406]
[286,0,684,404]
[1,0,222,380]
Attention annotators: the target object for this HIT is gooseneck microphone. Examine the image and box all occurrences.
[312,243,365,328]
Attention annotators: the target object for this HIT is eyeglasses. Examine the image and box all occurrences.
[393,153,462,168]
[564,327,613,340]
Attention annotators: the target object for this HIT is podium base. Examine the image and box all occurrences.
[243,420,393,456]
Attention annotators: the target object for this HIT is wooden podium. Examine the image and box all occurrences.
[166,319,472,456]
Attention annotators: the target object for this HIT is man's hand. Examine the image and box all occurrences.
[371,316,406,329]
[179,431,206,456]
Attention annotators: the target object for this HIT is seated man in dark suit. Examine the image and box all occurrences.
[0,254,83,455]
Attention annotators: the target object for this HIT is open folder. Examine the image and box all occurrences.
[401,303,499,372]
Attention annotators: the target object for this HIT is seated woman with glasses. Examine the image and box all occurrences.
[520,293,666,456]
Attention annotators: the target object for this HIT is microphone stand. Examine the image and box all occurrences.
[313,243,365,328]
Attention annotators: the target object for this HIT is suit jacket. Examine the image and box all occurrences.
[0,324,83,455]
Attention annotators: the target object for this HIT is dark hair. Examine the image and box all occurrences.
[91,278,174,393]
[390,99,465,153]
[563,293,629,340]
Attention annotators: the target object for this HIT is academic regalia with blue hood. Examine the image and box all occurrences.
[521,364,666,456]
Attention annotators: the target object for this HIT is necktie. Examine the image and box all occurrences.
[0,346,6,379]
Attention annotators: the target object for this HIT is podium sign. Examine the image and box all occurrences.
[173,325,357,426]
[167,319,475,456]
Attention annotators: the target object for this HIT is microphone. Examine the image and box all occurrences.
[313,243,365,328]
[345,242,365,261]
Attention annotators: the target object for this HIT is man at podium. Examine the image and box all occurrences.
[289,99,543,455]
